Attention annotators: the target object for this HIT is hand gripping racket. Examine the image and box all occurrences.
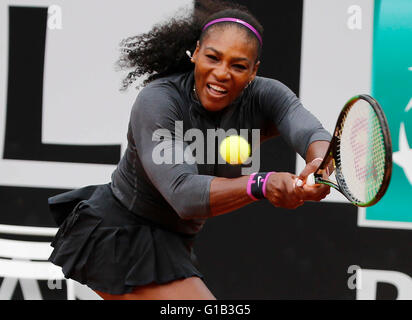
[306,94,392,207]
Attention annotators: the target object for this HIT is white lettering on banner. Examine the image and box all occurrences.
[347,5,362,30]
[0,278,42,300]
[356,269,412,300]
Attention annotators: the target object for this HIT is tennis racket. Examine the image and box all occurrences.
[306,94,392,207]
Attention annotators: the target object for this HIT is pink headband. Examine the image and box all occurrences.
[202,18,263,46]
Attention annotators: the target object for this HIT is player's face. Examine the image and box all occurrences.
[192,26,260,112]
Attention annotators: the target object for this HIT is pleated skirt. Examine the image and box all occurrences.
[48,183,203,295]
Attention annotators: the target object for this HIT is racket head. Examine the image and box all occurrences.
[331,94,392,207]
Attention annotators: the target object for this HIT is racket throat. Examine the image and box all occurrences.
[314,175,340,190]
[316,154,335,177]
[317,136,338,174]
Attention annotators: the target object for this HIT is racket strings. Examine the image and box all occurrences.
[335,139,353,198]
[338,100,387,205]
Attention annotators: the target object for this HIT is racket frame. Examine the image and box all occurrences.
[312,94,392,207]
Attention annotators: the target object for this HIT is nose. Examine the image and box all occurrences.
[212,63,230,82]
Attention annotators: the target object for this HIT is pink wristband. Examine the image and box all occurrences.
[262,172,275,198]
[247,173,258,201]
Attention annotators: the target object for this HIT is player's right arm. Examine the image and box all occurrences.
[209,174,304,215]
[131,85,213,220]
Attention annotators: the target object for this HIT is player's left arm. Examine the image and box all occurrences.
[254,78,332,201]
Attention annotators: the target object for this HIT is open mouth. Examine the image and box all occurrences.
[207,83,228,96]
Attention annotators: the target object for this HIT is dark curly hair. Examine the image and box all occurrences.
[116,0,263,91]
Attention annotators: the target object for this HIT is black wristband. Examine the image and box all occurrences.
[247,172,275,200]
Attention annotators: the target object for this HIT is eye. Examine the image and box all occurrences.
[233,64,247,71]
[206,55,218,61]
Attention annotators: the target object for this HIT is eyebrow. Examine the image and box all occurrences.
[205,47,250,63]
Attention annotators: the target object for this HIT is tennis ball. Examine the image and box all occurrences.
[219,135,251,165]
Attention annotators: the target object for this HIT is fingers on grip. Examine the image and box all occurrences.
[306,173,315,186]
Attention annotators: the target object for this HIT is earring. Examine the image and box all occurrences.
[186,50,195,63]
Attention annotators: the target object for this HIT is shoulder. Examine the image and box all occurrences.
[247,76,300,114]
[132,72,191,118]
[251,76,296,100]
[137,73,188,103]
[128,71,194,128]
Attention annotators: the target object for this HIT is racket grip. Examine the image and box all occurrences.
[306,173,316,186]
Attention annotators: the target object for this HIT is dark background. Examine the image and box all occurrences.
[1,1,411,300]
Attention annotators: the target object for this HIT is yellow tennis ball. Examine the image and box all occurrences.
[219,135,251,164]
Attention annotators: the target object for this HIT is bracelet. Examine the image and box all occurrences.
[247,172,275,201]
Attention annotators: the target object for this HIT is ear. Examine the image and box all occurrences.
[250,60,260,82]
[191,41,200,63]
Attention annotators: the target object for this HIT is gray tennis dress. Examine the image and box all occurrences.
[48,70,331,294]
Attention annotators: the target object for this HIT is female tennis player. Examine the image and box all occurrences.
[48,0,332,300]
